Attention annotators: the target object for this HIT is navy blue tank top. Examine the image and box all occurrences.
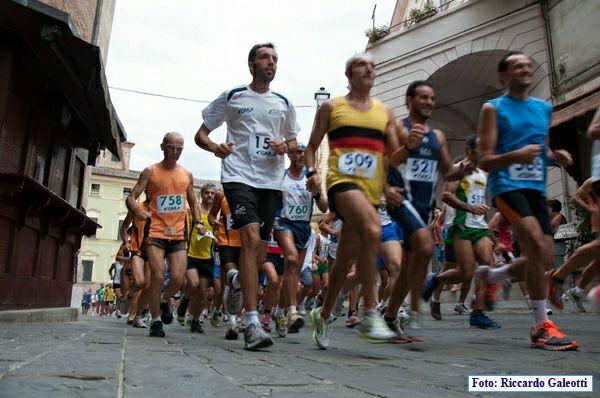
[387,118,441,218]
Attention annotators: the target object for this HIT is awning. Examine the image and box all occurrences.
[551,89,600,128]
[0,0,125,160]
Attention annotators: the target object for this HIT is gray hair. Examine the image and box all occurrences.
[200,183,217,193]
[345,53,373,75]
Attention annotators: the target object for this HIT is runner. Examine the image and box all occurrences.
[383,80,471,342]
[120,203,151,328]
[375,194,403,312]
[126,132,200,338]
[196,42,298,350]
[429,203,457,320]
[298,230,318,316]
[272,143,328,335]
[209,192,242,340]
[179,183,217,334]
[478,51,577,350]
[422,135,501,329]
[108,259,123,318]
[547,177,600,312]
[261,231,284,334]
[305,53,401,349]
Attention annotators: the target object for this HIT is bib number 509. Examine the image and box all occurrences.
[338,152,377,179]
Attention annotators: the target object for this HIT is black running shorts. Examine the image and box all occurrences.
[493,189,553,236]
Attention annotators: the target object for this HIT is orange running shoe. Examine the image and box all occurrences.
[546,270,564,310]
[530,320,579,351]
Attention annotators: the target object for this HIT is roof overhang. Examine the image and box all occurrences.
[0,0,126,160]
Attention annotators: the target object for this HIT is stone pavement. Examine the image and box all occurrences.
[0,302,598,398]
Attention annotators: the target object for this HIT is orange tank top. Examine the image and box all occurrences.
[216,196,241,247]
[145,163,190,240]
[129,202,148,253]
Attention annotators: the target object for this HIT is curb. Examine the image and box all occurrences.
[0,308,79,323]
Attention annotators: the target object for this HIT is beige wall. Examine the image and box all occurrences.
[96,141,135,170]
[38,0,115,61]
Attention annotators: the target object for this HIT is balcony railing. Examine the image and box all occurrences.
[389,0,471,33]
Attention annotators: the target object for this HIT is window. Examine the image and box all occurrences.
[117,219,125,240]
[122,187,132,198]
[82,260,93,282]
[90,183,100,196]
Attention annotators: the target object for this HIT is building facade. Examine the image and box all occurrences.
[366,0,599,219]
[0,0,122,309]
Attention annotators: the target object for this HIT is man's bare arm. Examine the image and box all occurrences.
[126,167,151,218]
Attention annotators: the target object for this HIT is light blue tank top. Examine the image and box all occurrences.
[487,94,552,197]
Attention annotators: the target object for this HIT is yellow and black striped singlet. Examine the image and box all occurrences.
[326,96,388,206]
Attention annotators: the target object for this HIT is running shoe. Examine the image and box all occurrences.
[309,307,330,350]
[244,323,273,351]
[422,273,439,302]
[454,303,469,315]
[149,320,165,337]
[177,297,189,324]
[530,320,579,351]
[225,325,238,340]
[397,306,411,330]
[384,317,410,344]
[126,317,134,325]
[430,300,442,321]
[344,312,360,328]
[132,316,147,328]
[190,319,204,333]
[261,312,272,333]
[469,312,501,329]
[298,302,307,316]
[237,320,246,333]
[210,311,220,327]
[275,314,287,337]
[403,313,424,342]
[305,298,315,311]
[287,312,305,333]
[333,294,345,318]
[160,302,174,325]
[546,270,564,310]
[226,270,243,315]
[357,310,396,343]
[567,288,586,313]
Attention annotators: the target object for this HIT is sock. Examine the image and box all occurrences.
[244,311,260,327]
[228,314,237,326]
[274,307,284,318]
[287,305,297,314]
[487,264,512,283]
[573,287,584,296]
[227,269,241,289]
[151,315,161,324]
[531,299,549,326]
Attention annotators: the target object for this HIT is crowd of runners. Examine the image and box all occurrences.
[108,43,599,352]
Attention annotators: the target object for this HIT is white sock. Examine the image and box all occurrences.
[531,299,549,327]
[487,264,512,283]
[227,269,241,289]
[287,305,297,314]
[228,314,237,326]
[151,316,161,324]
[244,311,260,327]
[274,307,284,318]
[572,287,584,296]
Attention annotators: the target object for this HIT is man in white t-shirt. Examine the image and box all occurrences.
[195,42,298,351]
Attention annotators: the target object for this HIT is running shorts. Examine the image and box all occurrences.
[274,218,312,250]
[223,182,281,241]
[493,189,553,236]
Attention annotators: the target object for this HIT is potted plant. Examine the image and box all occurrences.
[409,1,438,24]
[365,24,390,44]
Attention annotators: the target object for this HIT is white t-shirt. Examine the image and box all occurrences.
[302,231,317,271]
[202,85,299,190]
[112,262,123,284]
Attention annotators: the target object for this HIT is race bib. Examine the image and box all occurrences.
[508,156,544,181]
[156,194,184,213]
[406,158,437,183]
[592,153,600,180]
[283,204,310,221]
[250,133,275,158]
[338,152,377,179]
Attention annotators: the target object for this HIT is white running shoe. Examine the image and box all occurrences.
[357,310,395,343]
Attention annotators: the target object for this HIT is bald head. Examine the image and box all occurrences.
[162,132,184,145]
